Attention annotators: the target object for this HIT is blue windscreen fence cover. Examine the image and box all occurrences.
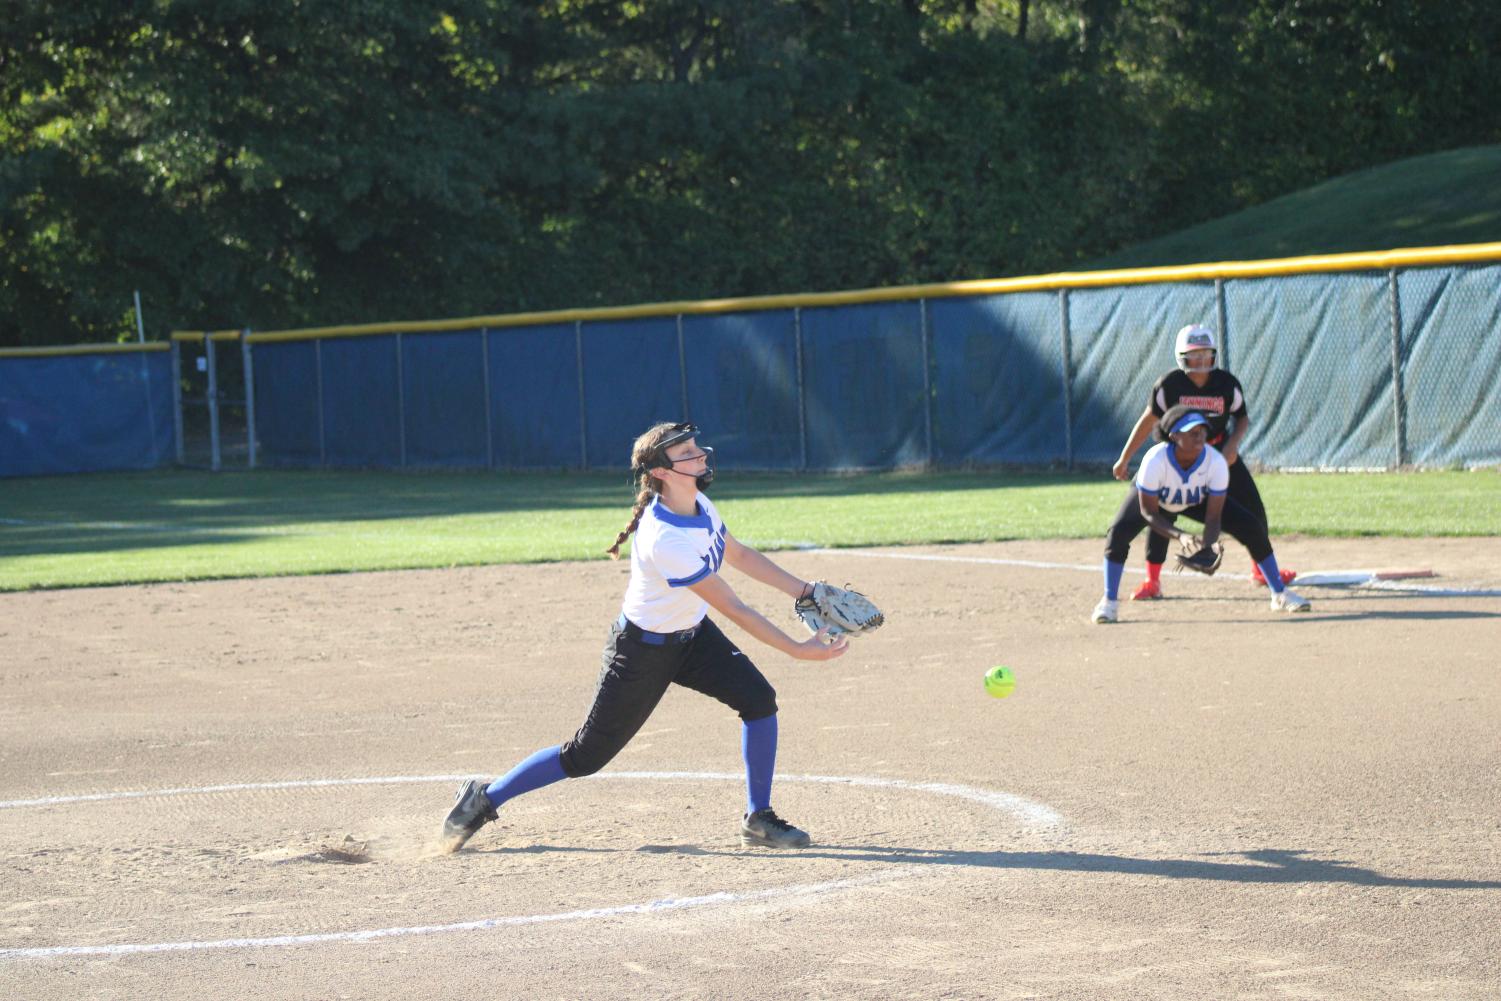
[253,340,321,466]
[402,330,488,467]
[49,258,1476,480]
[320,335,402,467]
[21,258,1488,479]
[930,292,1067,465]
[487,324,583,469]
[580,317,682,470]
[1066,283,1218,465]
[0,350,172,477]
[1227,273,1393,469]
[682,311,801,469]
[1397,265,1501,469]
[236,261,1500,474]
[801,301,927,468]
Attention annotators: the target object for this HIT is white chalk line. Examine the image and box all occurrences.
[1350,580,1501,597]
[806,547,1245,581]
[807,548,1501,597]
[1,871,905,960]
[0,871,903,960]
[0,771,1063,960]
[0,775,460,810]
[0,772,1063,828]
[624,772,1065,829]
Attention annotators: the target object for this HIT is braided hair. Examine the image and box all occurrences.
[604,422,680,559]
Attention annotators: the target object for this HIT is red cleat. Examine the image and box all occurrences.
[1131,579,1162,601]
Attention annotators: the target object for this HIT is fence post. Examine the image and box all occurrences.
[241,329,257,469]
[171,339,185,465]
[920,298,934,468]
[206,336,221,471]
[482,329,494,469]
[138,348,160,467]
[575,321,588,470]
[1389,269,1408,469]
[677,314,690,420]
[1059,289,1074,471]
[315,339,326,468]
[1215,279,1230,372]
[395,332,407,468]
[795,307,808,471]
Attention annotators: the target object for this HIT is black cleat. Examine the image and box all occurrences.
[441,778,498,853]
[740,808,811,849]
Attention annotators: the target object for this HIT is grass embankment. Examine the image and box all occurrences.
[1079,145,1501,270]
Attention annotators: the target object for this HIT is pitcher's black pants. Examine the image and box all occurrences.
[559,616,777,779]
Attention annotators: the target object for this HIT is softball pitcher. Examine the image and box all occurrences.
[441,421,848,854]
[1093,405,1309,624]
[1111,323,1297,600]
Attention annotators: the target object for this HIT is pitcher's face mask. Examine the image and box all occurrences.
[639,423,715,490]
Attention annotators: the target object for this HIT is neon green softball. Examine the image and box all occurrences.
[984,665,1016,699]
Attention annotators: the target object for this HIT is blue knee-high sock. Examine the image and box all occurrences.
[484,745,567,809]
[1104,559,1125,601]
[742,715,778,815]
[1257,554,1285,594]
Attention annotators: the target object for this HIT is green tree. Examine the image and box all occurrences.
[3,0,1498,346]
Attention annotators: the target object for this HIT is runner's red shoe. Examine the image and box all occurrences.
[1251,566,1297,587]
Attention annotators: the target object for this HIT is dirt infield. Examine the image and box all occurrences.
[4,537,1500,1000]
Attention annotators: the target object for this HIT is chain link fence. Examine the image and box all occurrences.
[196,256,1499,475]
[9,249,1495,479]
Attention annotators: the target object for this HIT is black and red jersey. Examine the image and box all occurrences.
[1149,369,1247,445]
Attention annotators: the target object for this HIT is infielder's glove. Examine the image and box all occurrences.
[795,581,885,638]
[1173,536,1224,576]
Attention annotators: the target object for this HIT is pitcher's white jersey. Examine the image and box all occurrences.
[1135,442,1229,513]
[621,493,728,632]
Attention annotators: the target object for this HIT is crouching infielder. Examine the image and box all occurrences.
[1092,405,1309,624]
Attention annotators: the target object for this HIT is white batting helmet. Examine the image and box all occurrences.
[1174,324,1217,374]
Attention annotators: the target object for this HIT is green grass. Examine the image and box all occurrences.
[2,468,1497,591]
[1080,145,1501,270]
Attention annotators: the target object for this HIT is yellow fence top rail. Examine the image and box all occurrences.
[0,341,171,358]
[170,330,244,343]
[153,240,1501,346]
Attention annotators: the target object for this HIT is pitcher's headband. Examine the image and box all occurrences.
[656,422,699,452]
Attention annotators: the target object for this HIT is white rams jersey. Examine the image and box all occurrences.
[1135,442,1229,513]
[621,493,728,632]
